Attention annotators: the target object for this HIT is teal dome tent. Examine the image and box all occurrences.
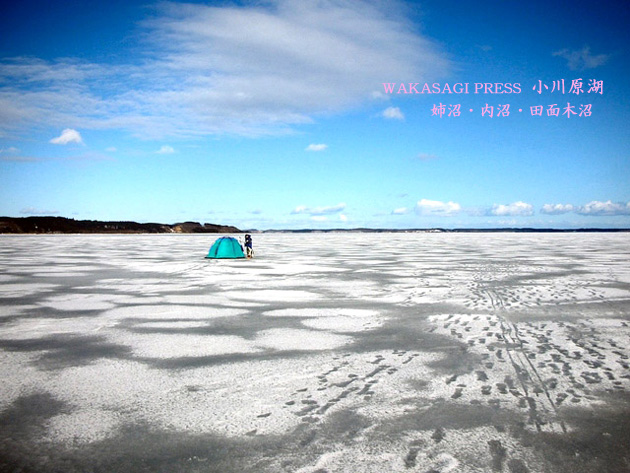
[205,237,245,259]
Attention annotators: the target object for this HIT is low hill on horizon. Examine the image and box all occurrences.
[0,216,241,234]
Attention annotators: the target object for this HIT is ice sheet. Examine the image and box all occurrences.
[0,233,629,472]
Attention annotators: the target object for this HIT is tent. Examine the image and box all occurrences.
[205,236,245,259]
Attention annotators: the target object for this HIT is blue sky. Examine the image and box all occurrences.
[1,0,628,229]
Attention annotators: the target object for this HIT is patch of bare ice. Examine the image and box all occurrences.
[0,304,37,318]
[255,328,352,351]
[90,278,197,294]
[42,355,335,438]
[0,351,45,411]
[264,308,379,318]
[166,295,264,307]
[104,305,248,321]
[112,333,260,358]
[45,409,120,444]
[40,293,118,311]
[0,283,58,297]
[301,316,383,332]
[0,317,105,340]
[0,274,20,282]
[222,289,323,302]
[134,321,209,330]
[245,262,347,275]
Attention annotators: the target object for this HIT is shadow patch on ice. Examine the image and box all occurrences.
[425,344,484,377]
[142,349,324,370]
[508,400,630,473]
[0,305,39,320]
[6,399,628,473]
[120,312,307,339]
[256,328,351,351]
[0,417,326,473]
[0,334,132,370]
[375,399,520,436]
[0,399,378,473]
[0,392,70,445]
[316,409,373,444]
[342,305,476,364]
[1,373,630,473]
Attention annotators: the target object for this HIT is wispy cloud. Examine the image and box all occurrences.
[0,1,450,139]
[552,46,609,70]
[416,153,437,161]
[305,143,327,152]
[50,128,83,145]
[63,152,114,162]
[415,199,461,216]
[489,201,533,216]
[391,207,410,215]
[20,207,59,215]
[382,106,404,120]
[576,200,630,216]
[156,145,175,154]
[292,203,346,216]
[541,203,574,215]
[0,155,40,162]
[2,151,112,163]
[0,146,35,161]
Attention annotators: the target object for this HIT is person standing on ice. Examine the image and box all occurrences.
[244,233,253,258]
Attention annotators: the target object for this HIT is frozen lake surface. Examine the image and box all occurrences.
[0,232,629,472]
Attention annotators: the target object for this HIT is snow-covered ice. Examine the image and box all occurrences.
[0,232,629,472]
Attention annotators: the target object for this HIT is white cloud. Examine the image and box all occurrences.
[105,146,117,152]
[541,203,574,215]
[416,153,437,161]
[50,128,83,145]
[392,207,409,215]
[415,199,461,216]
[311,216,328,222]
[0,1,450,138]
[305,143,327,152]
[0,146,19,154]
[156,145,175,154]
[552,46,609,70]
[292,203,346,216]
[371,90,388,100]
[339,214,348,222]
[576,200,630,216]
[490,201,534,216]
[382,106,404,120]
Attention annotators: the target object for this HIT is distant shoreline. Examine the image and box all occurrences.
[262,227,630,233]
[0,216,240,234]
[1,216,628,234]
